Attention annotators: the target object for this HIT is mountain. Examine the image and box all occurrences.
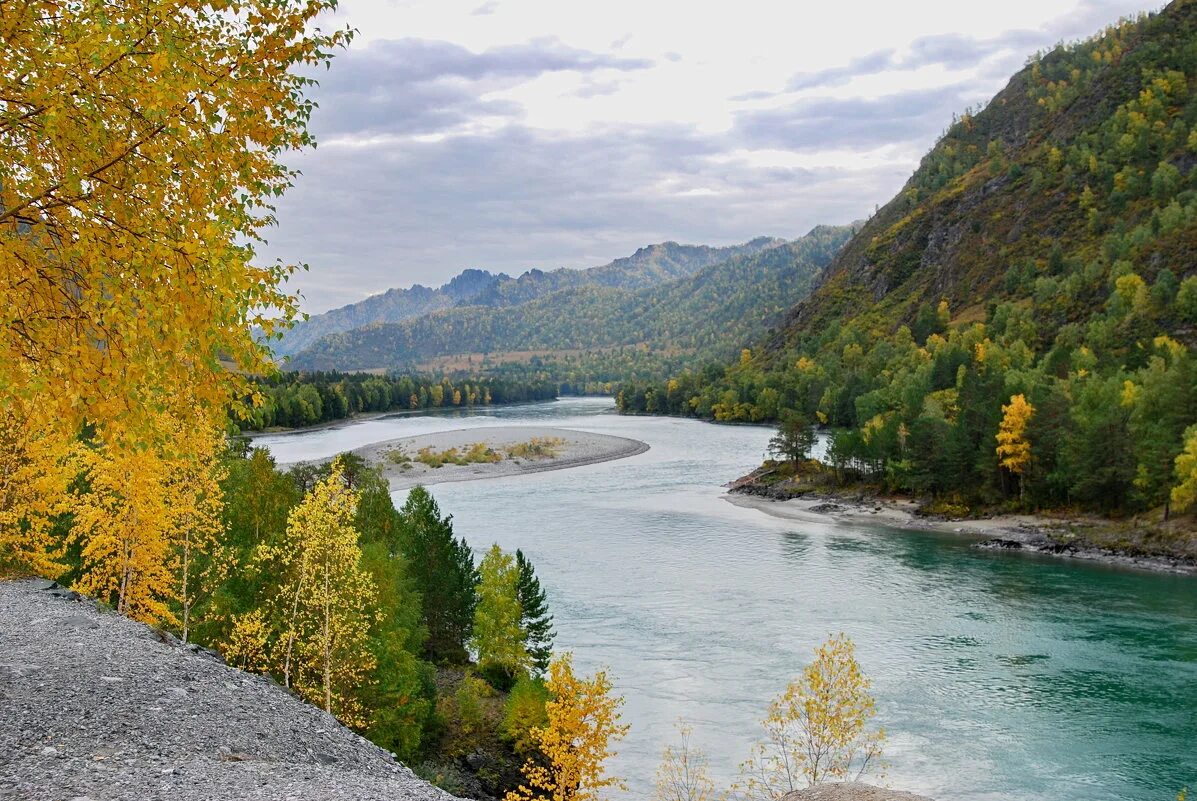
[286,226,855,373]
[273,238,784,357]
[617,1,1197,525]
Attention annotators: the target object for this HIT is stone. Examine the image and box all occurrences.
[781,783,935,801]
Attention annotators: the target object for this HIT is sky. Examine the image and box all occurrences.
[265,0,1163,313]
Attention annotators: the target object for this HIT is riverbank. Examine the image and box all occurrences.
[727,481,1197,576]
[354,425,649,490]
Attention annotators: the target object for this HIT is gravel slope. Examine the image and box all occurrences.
[0,578,459,801]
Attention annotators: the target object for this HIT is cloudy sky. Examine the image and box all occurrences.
[266,0,1162,313]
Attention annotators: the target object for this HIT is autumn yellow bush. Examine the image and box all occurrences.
[737,633,884,799]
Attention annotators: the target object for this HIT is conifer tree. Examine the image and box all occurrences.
[399,486,478,664]
[516,549,555,675]
[996,394,1034,500]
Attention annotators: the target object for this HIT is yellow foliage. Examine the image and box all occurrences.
[996,394,1034,476]
[736,633,884,798]
[67,412,226,627]
[0,0,351,556]
[266,459,378,726]
[0,403,71,577]
[223,609,272,674]
[506,653,629,801]
[70,441,181,625]
[473,544,530,678]
[654,721,717,801]
[1171,426,1197,514]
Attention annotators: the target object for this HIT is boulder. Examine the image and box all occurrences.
[781,783,935,801]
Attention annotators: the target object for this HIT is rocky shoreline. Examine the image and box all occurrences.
[0,578,460,801]
[727,472,1197,576]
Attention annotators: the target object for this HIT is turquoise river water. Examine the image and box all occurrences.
[252,397,1197,801]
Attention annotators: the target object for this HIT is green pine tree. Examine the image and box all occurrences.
[398,486,478,664]
[515,549,554,675]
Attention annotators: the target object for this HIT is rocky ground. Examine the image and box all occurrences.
[0,578,459,801]
[727,481,1197,576]
[353,425,649,490]
[782,783,934,801]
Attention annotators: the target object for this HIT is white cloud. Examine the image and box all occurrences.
[265,0,1165,312]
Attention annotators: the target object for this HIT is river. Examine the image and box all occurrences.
[251,397,1197,801]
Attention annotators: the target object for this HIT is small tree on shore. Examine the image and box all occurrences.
[768,412,817,463]
[737,633,884,799]
[655,721,717,801]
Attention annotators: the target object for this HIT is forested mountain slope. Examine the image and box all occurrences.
[619,1,1197,521]
[274,238,783,357]
[287,226,855,372]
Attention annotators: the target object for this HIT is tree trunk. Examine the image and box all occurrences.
[181,530,191,643]
[322,568,332,714]
[282,558,308,690]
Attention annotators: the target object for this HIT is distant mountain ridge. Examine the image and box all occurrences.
[274,237,785,357]
[287,226,855,373]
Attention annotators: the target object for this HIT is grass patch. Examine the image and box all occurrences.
[415,442,505,468]
[505,437,565,460]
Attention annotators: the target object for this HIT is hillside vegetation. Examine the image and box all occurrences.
[274,238,783,357]
[620,1,1197,524]
[288,226,855,374]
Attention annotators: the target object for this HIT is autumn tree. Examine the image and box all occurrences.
[0,407,70,577]
[0,0,351,551]
[506,653,629,801]
[1171,425,1197,515]
[70,440,180,625]
[265,459,378,726]
[516,549,555,675]
[171,427,227,642]
[737,634,884,798]
[399,486,478,664]
[655,721,717,801]
[473,544,530,687]
[996,394,1034,501]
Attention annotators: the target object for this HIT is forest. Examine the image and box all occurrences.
[240,371,558,430]
[288,226,856,377]
[272,238,786,359]
[618,5,1197,525]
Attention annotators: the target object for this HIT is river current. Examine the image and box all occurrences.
[252,397,1197,801]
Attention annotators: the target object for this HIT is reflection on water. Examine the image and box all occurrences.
[257,397,1197,801]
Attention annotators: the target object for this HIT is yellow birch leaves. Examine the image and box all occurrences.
[506,653,629,801]
[738,633,884,799]
[473,544,531,680]
[0,0,350,548]
[264,459,378,726]
[1171,426,1197,513]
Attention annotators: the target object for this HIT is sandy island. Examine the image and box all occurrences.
[725,492,1197,575]
[353,426,649,490]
